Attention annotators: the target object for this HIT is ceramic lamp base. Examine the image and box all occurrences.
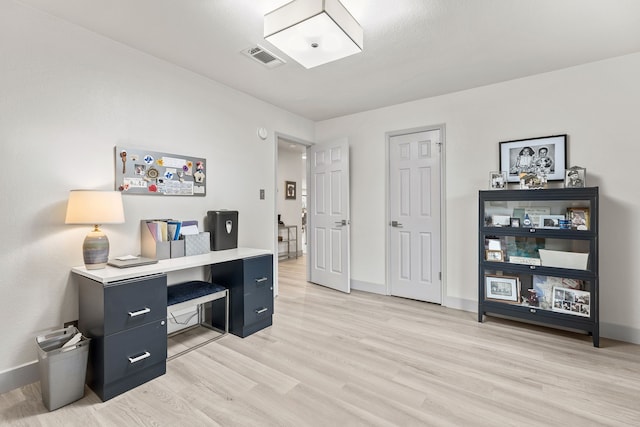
[83,227,109,270]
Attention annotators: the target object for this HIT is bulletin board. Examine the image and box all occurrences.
[114,146,206,196]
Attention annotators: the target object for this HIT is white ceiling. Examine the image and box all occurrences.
[18,0,640,121]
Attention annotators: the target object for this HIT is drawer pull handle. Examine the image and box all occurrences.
[255,307,268,314]
[255,277,268,283]
[128,351,151,364]
[128,307,151,317]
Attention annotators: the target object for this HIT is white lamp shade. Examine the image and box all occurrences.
[65,190,125,225]
[264,0,363,69]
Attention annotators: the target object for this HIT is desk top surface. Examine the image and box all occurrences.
[71,247,271,284]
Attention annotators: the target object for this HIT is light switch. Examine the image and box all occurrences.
[260,189,265,200]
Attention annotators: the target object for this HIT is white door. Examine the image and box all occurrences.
[389,129,442,303]
[308,139,350,293]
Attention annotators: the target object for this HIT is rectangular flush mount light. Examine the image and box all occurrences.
[264,0,363,69]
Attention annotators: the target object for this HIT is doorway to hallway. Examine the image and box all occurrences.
[277,137,308,262]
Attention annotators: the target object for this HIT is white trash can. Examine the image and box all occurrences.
[36,326,90,411]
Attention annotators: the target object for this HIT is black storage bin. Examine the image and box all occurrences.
[207,210,238,251]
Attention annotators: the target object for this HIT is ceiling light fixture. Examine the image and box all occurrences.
[264,0,363,69]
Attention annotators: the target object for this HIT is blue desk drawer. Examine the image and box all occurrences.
[103,274,167,335]
[103,320,167,383]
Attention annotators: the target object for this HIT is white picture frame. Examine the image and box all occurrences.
[485,275,520,303]
[489,171,507,190]
[565,166,586,188]
[552,286,590,317]
[491,215,511,227]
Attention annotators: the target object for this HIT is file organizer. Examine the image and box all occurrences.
[184,232,210,256]
[141,220,186,259]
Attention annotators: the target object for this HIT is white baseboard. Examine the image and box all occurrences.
[0,360,39,394]
[600,322,640,345]
[442,296,477,313]
[351,279,386,295]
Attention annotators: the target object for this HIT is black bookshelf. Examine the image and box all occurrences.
[478,187,599,346]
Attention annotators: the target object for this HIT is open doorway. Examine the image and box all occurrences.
[276,137,309,264]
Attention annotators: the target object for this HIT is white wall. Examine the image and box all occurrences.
[316,52,640,344]
[0,1,314,390]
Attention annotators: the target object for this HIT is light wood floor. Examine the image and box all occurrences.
[2,256,640,426]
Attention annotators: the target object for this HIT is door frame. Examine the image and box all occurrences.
[385,124,447,303]
[273,131,313,296]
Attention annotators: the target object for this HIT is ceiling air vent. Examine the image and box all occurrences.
[242,45,285,68]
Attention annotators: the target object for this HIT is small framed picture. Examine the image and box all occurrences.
[486,238,502,251]
[510,218,520,228]
[491,215,511,227]
[538,214,566,229]
[485,250,504,262]
[552,286,590,317]
[489,171,507,190]
[565,166,586,188]
[485,275,520,303]
[285,180,296,200]
[567,207,589,230]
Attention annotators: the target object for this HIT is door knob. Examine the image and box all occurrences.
[390,221,403,228]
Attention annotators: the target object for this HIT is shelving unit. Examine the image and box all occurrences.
[278,225,298,260]
[478,187,599,346]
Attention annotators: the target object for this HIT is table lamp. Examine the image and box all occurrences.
[65,190,125,269]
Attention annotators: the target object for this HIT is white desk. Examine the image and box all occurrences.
[72,248,271,284]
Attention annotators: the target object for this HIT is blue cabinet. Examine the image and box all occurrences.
[78,274,167,401]
[210,254,274,337]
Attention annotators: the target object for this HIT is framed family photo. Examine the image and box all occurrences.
[499,134,567,183]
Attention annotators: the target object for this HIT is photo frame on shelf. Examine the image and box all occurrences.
[485,250,504,262]
[539,215,566,229]
[499,134,567,183]
[490,215,511,227]
[489,171,507,190]
[510,217,520,228]
[566,207,589,230]
[485,275,520,303]
[485,238,502,251]
[565,166,586,188]
[552,286,590,317]
[285,181,296,200]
